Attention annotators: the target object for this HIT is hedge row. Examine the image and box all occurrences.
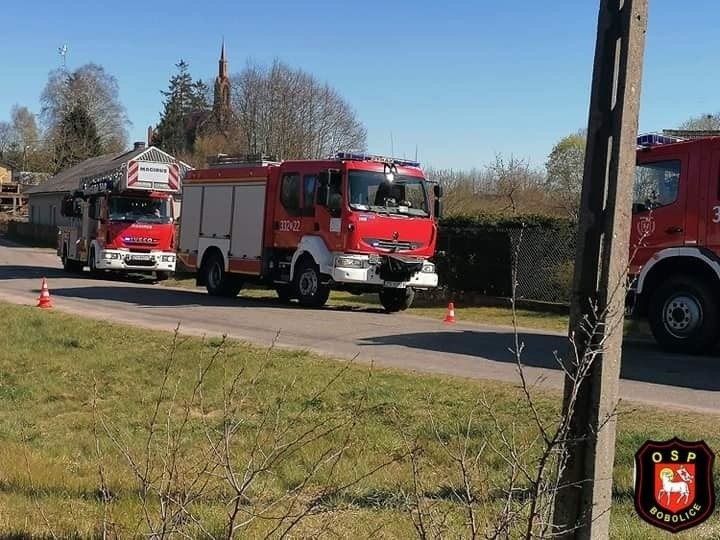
[434,214,577,303]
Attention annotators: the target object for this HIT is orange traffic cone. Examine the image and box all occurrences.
[443,302,456,324]
[36,277,53,309]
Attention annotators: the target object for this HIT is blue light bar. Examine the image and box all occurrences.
[636,133,684,147]
[335,152,421,168]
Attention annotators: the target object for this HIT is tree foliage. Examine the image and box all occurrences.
[153,60,210,156]
[53,104,103,171]
[231,60,366,159]
[545,131,586,219]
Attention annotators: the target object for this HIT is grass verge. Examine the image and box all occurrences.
[0,302,713,537]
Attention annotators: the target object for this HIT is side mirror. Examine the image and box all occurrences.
[434,198,443,219]
[433,184,443,198]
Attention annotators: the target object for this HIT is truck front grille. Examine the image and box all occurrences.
[125,257,156,267]
[363,238,419,252]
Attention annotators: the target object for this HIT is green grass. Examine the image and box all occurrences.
[0,302,715,538]
[163,277,650,336]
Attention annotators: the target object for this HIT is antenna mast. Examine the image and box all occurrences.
[58,44,68,68]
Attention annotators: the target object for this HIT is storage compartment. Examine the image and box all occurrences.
[230,183,266,259]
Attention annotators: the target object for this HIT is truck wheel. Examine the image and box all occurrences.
[204,253,242,297]
[62,248,83,273]
[379,287,415,313]
[648,276,720,354]
[88,248,100,277]
[294,259,330,308]
[275,284,294,303]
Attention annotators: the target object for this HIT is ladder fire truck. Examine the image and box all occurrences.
[630,133,720,353]
[58,145,188,280]
[177,152,441,311]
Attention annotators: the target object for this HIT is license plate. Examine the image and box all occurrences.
[129,254,151,261]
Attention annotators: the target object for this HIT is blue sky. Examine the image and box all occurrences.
[1,1,718,170]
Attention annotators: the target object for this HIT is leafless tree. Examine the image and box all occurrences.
[402,227,632,538]
[96,329,405,538]
[41,63,129,154]
[0,121,13,159]
[679,112,720,131]
[230,59,366,160]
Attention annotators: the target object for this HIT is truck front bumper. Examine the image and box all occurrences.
[95,249,176,272]
[330,253,438,289]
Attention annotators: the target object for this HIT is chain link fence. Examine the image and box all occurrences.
[435,223,577,304]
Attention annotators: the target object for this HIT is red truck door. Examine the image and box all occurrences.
[272,163,344,252]
[703,147,720,255]
[630,151,689,268]
[272,165,320,248]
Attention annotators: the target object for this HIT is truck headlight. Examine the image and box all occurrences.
[161,255,175,262]
[102,252,120,260]
[335,256,366,269]
[422,263,435,273]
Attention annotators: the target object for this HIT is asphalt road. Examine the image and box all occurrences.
[0,240,718,414]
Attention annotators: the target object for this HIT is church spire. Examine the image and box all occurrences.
[219,38,228,79]
[213,39,232,131]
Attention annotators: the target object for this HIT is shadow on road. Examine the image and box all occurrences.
[357,331,720,392]
[0,265,155,284]
[46,284,385,314]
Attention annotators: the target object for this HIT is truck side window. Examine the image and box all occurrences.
[633,160,681,213]
[280,173,301,214]
[302,175,316,216]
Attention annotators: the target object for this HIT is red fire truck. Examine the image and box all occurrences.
[58,146,187,280]
[630,134,720,353]
[177,153,441,311]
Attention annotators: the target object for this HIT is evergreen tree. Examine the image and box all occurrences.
[53,104,103,171]
[153,60,210,155]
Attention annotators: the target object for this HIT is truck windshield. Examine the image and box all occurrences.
[108,197,171,224]
[348,170,429,217]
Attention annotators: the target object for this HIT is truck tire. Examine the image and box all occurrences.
[204,253,242,297]
[294,259,330,308]
[62,247,83,273]
[648,275,720,354]
[275,284,294,303]
[88,248,101,277]
[379,287,415,313]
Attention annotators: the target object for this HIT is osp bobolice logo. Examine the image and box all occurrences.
[634,438,715,533]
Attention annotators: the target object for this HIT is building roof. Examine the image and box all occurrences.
[0,159,14,171]
[25,146,191,196]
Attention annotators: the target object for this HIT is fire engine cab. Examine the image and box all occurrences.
[630,134,720,353]
[58,146,188,280]
[177,153,441,311]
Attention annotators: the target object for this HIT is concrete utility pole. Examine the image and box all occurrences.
[552,1,648,538]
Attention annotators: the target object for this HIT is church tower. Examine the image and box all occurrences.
[213,40,231,129]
